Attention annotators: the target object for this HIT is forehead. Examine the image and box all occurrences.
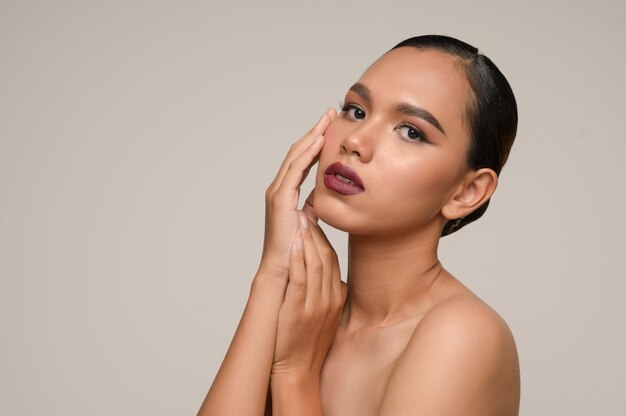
[356,47,472,136]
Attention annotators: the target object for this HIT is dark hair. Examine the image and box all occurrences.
[390,35,518,237]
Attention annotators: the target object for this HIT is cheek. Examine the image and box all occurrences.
[313,122,468,233]
[391,158,454,193]
[322,119,343,149]
[315,122,342,181]
[376,152,464,216]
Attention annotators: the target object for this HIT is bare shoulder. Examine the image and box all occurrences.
[378,290,520,416]
[418,292,517,357]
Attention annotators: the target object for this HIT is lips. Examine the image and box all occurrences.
[323,162,365,195]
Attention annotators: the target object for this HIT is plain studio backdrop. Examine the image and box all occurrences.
[1,0,625,414]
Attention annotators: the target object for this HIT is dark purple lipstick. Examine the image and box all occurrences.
[323,162,365,195]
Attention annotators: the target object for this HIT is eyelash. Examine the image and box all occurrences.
[338,101,429,144]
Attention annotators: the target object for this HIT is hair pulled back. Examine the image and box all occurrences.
[390,35,518,237]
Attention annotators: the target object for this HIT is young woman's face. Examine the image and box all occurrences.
[314,47,474,236]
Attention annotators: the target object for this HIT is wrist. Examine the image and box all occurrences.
[270,371,322,416]
[271,370,320,389]
[249,270,288,306]
[254,260,289,283]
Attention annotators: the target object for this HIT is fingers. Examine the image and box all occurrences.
[302,189,318,224]
[297,212,324,309]
[294,107,336,148]
[286,231,306,306]
[267,108,336,197]
[340,281,348,305]
[298,212,339,308]
[275,135,325,203]
[306,216,342,305]
[284,212,343,328]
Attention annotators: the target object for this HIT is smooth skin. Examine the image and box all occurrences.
[197,108,340,416]
[198,47,520,416]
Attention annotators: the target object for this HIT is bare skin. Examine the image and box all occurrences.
[198,46,520,416]
[320,269,519,416]
[315,47,520,415]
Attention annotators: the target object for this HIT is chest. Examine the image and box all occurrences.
[319,323,417,416]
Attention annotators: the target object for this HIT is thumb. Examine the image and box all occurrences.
[340,281,349,305]
[302,189,319,224]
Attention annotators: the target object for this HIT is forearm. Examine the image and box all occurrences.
[198,274,286,416]
[270,373,323,416]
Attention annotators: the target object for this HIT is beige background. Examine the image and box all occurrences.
[1,0,625,414]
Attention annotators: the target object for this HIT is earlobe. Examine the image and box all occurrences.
[441,168,498,220]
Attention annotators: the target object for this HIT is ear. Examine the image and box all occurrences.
[441,168,498,221]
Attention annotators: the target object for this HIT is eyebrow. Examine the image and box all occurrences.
[348,82,446,135]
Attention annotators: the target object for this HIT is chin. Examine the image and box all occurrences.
[313,187,385,235]
[316,208,354,234]
[313,187,360,233]
[313,187,442,239]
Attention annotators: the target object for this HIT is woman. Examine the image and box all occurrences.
[198,34,520,415]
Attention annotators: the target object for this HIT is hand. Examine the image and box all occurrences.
[271,208,348,377]
[257,108,337,281]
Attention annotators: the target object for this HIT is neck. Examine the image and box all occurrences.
[343,227,445,329]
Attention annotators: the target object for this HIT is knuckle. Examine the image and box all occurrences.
[311,262,323,274]
[268,195,279,209]
[289,158,305,171]
[292,277,306,289]
[320,245,333,259]
[302,307,316,320]
[294,153,310,167]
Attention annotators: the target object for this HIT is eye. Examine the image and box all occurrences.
[340,103,366,120]
[397,124,427,143]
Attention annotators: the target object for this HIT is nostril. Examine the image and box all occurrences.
[341,143,361,158]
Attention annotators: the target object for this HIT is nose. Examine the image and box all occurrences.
[340,122,374,163]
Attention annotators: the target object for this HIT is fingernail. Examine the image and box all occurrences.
[314,135,323,142]
[295,236,303,251]
[299,212,308,229]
